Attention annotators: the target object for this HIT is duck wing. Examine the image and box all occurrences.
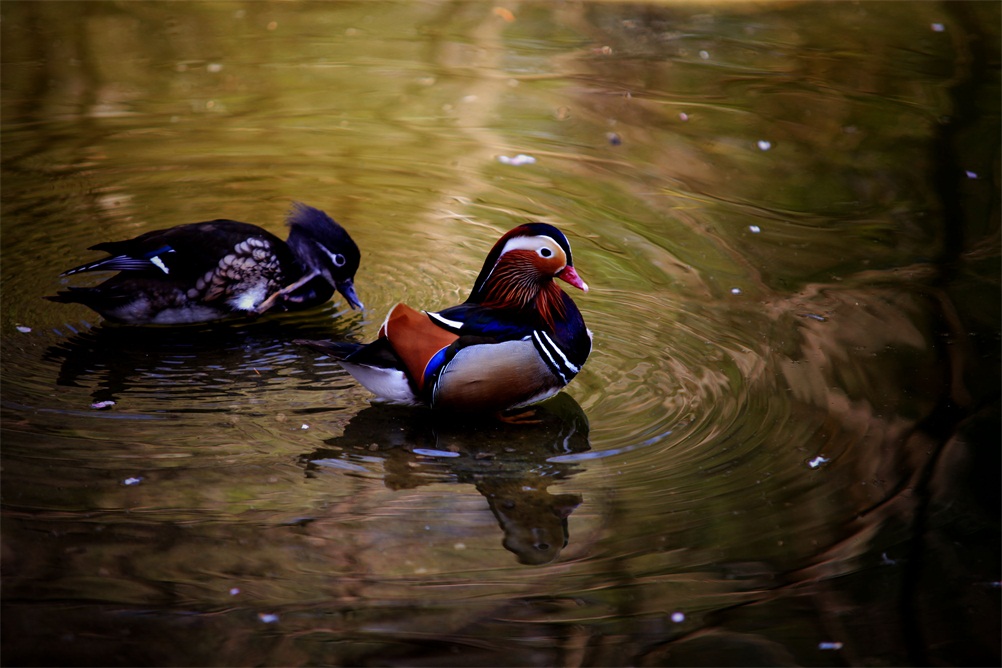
[379,303,460,393]
[63,221,292,283]
[427,302,536,340]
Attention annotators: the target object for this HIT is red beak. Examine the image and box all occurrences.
[557,266,589,292]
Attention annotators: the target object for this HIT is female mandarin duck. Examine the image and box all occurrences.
[48,202,362,325]
[299,223,592,414]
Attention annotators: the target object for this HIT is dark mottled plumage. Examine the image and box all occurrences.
[299,222,591,414]
[48,203,362,325]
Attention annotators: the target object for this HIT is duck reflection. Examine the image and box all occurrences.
[41,313,358,406]
[301,393,590,565]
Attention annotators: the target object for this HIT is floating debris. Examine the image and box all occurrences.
[757,140,772,151]
[748,225,761,233]
[301,423,309,430]
[808,455,830,469]
[412,448,461,458]
[730,287,742,295]
[671,611,685,623]
[258,613,279,624]
[497,153,537,166]
[123,477,143,486]
[91,400,116,410]
[229,587,241,596]
[818,641,843,651]
[15,325,31,333]
[931,22,945,32]
[606,132,622,146]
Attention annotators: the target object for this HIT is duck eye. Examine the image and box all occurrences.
[321,247,348,269]
[539,247,553,258]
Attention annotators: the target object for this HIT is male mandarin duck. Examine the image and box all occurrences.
[299,222,592,414]
[48,202,362,325]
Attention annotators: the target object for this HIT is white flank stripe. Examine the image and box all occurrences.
[537,329,580,374]
[533,330,569,384]
[428,311,464,330]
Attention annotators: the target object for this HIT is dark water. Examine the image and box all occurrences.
[2,2,999,666]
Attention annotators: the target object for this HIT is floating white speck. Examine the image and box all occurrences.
[699,50,710,60]
[808,455,830,469]
[454,542,466,550]
[497,153,536,166]
[818,641,843,651]
[123,477,143,486]
[16,325,31,333]
[931,22,945,32]
[671,612,685,623]
[966,170,978,179]
[412,448,461,458]
[679,112,689,122]
[301,424,309,430]
[207,62,223,73]
[730,288,742,295]
[258,613,279,624]
[748,225,761,233]
[229,587,241,596]
[757,140,772,151]
[91,400,116,410]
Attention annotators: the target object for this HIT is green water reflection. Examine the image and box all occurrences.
[2,2,998,666]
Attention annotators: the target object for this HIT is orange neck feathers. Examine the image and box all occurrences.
[479,251,567,330]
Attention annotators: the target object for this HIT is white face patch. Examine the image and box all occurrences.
[480,234,567,289]
[498,235,565,266]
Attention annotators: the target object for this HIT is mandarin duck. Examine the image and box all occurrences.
[48,202,362,325]
[299,223,591,414]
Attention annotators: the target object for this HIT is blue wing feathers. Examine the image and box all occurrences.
[433,304,535,340]
[61,245,177,276]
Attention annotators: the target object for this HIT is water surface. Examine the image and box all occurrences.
[2,2,999,666]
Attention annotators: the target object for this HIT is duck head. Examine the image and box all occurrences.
[286,202,363,309]
[468,222,587,311]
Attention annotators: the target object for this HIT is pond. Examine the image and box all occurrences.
[2,2,999,666]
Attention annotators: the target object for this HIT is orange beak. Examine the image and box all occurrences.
[557,266,589,293]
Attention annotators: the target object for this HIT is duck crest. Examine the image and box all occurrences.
[472,224,578,332]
